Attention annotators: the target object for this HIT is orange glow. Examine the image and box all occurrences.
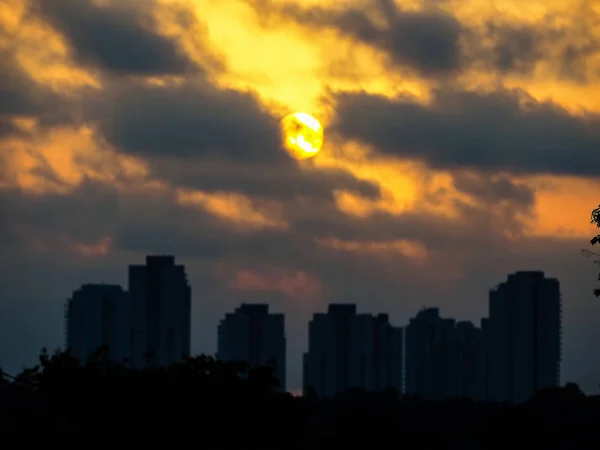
[70,236,112,257]
[1,126,151,194]
[316,237,428,262]
[523,176,600,239]
[228,267,324,300]
[176,189,288,230]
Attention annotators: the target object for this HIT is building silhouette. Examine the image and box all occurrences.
[372,313,404,393]
[128,255,191,368]
[486,271,562,403]
[60,263,563,403]
[303,304,403,398]
[481,317,491,400]
[405,307,457,400]
[65,284,128,363]
[217,304,286,390]
[454,321,486,401]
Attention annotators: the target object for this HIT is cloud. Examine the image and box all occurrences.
[481,22,542,75]
[89,78,285,161]
[471,19,600,82]
[224,266,325,301]
[254,0,463,77]
[162,159,382,202]
[452,172,535,208]
[331,86,600,176]
[0,57,64,137]
[0,62,48,116]
[252,0,600,82]
[80,75,382,202]
[0,179,119,251]
[32,0,197,75]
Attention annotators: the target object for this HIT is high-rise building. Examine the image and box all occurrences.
[303,304,403,398]
[372,313,404,394]
[128,255,191,368]
[454,321,486,401]
[217,304,286,390]
[65,284,128,363]
[405,308,487,401]
[405,307,457,400]
[481,317,491,400]
[486,271,562,403]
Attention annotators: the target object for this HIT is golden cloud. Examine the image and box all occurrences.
[222,265,325,301]
[316,236,428,262]
[176,189,288,230]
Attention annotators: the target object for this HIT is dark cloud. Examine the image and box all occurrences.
[559,41,599,83]
[483,23,542,74]
[0,64,47,116]
[0,180,119,249]
[473,20,600,82]
[90,78,285,162]
[452,172,535,208]
[0,15,81,139]
[255,0,463,77]
[150,158,380,202]
[0,154,536,283]
[0,119,18,137]
[32,0,197,75]
[331,87,600,176]
[0,56,73,145]
[253,0,600,82]
[82,77,381,202]
[0,57,61,129]
[0,163,534,293]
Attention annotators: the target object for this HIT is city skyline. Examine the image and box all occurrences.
[60,258,562,401]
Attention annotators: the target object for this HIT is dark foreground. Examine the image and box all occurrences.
[1,349,599,446]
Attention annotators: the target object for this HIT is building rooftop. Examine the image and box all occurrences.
[237,303,270,315]
[327,304,357,315]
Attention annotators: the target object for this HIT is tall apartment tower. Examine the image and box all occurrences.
[128,255,191,368]
[486,271,562,403]
[481,317,491,400]
[65,284,128,363]
[405,308,487,401]
[216,304,286,390]
[454,321,486,401]
[372,313,404,393]
[405,307,457,400]
[303,304,403,398]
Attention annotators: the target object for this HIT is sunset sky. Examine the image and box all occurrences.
[1,0,600,392]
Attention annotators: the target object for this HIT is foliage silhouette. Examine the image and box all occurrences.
[2,349,600,443]
[592,204,600,297]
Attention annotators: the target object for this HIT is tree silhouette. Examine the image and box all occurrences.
[5,348,600,437]
[591,205,600,297]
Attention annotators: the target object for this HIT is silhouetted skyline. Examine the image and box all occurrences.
[58,256,562,402]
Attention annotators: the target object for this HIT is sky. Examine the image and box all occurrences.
[1,0,600,393]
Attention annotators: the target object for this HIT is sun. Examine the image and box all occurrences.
[281,112,324,160]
